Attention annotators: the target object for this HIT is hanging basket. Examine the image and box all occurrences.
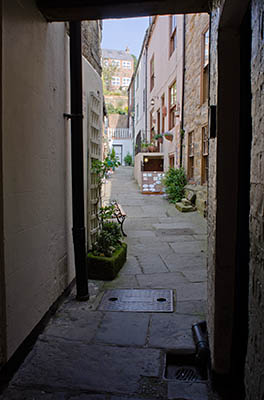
[164,132,173,142]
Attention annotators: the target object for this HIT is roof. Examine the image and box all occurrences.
[102,49,133,61]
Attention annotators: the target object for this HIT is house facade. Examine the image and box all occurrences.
[131,14,209,211]
[102,48,134,92]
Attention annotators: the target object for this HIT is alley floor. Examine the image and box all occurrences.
[0,167,208,400]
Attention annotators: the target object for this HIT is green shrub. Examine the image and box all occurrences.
[162,167,187,203]
[124,152,132,166]
[92,221,122,257]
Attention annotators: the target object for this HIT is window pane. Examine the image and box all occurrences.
[204,29,209,67]
[170,82,176,106]
[171,15,177,33]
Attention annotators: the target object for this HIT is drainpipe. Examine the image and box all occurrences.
[180,14,186,168]
[69,22,89,301]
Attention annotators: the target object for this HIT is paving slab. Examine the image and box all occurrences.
[182,270,207,283]
[148,314,199,350]
[153,223,196,230]
[176,300,207,317]
[162,253,206,272]
[94,312,150,346]
[136,272,188,288]
[128,243,174,257]
[0,389,69,399]
[136,255,169,274]
[103,274,139,289]
[169,241,206,254]
[141,205,168,217]
[42,310,102,343]
[10,340,161,395]
[174,283,207,301]
[127,231,157,238]
[119,256,142,275]
[167,382,208,400]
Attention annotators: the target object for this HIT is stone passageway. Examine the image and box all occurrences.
[1,166,208,400]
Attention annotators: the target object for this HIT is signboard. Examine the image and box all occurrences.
[142,171,165,194]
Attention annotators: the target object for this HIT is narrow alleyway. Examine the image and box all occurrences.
[1,167,208,400]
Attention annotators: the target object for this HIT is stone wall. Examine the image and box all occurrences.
[108,114,128,129]
[207,4,221,373]
[245,0,264,398]
[183,13,209,185]
[82,21,102,76]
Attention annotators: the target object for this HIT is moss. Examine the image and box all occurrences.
[87,242,127,280]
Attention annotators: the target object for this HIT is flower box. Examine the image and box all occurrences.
[87,242,127,280]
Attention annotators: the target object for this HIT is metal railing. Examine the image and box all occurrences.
[107,128,132,139]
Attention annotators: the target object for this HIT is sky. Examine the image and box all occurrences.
[101,17,150,59]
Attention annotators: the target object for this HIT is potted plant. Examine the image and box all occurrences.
[87,204,127,280]
[148,142,156,152]
[141,142,150,152]
[164,131,174,142]
[124,152,132,166]
[154,133,163,144]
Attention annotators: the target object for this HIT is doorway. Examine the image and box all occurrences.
[113,144,123,164]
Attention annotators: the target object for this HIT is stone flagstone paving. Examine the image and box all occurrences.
[0,167,209,400]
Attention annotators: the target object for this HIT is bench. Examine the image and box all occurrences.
[111,201,127,237]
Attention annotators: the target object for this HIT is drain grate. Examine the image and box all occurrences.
[164,353,208,382]
[173,366,200,382]
[98,289,173,312]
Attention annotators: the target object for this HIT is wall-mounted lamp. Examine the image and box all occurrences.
[150,96,159,107]
[144,157,149,163]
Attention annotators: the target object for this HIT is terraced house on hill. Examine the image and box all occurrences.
[102,48,134,91]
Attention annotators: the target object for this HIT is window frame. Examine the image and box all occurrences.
[188,130,195,180]
[161,94,165,133]
[169,15,177,57]
[201,125,209,184]
[200,27,209,104]
[112,59,120,68]
[150,55,155,92]
[111,76,120,86]
[122,77,131,86]
[168,81,177,130]
[122,60,131,69]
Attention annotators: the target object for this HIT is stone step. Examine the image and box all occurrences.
[182,198,192,206]
[175,202,196,212]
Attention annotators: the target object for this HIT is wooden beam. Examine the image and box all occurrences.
[36,0,210,21]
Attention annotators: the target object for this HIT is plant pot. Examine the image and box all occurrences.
[148,145,156,152]
[158,137,163,144]
[164,133,173,142]
[87,242,127,280]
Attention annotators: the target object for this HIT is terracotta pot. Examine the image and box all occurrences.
[148,145,156,152]
[164,133,173,142]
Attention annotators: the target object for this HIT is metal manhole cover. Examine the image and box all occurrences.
[98,289,173,312]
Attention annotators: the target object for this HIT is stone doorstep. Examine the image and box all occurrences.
[175,202,196,213]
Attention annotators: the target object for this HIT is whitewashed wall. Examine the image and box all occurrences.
[2,0,73,360]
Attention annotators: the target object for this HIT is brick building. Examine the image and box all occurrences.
[102,48,134,91]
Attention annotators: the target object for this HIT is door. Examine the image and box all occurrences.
[113,145,123,164]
